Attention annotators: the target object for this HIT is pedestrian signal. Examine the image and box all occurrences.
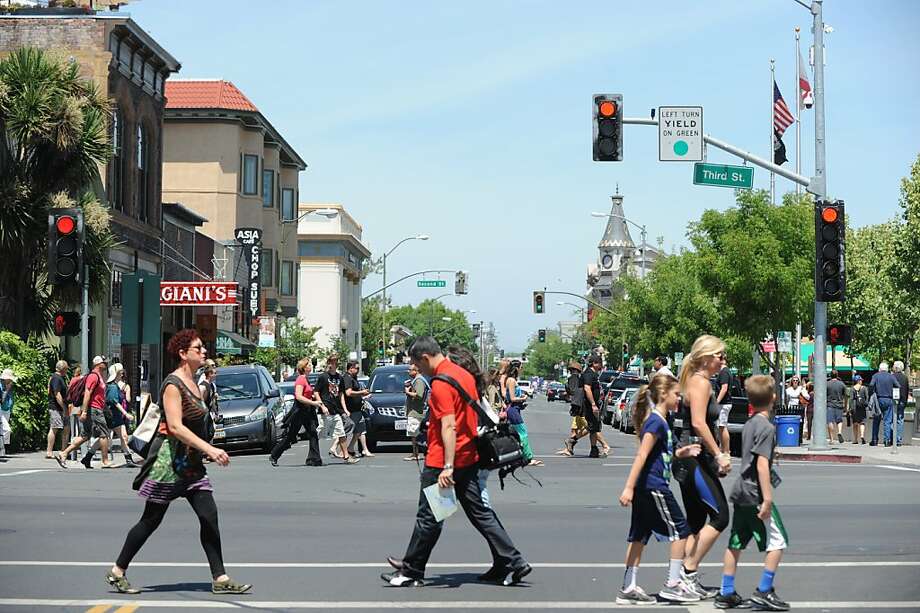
[827,324,851,346]
[53,311,80,336]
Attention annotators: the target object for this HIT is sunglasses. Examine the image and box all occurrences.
[188,343,205,353]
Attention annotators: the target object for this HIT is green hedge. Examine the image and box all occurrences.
[0,331,52,452]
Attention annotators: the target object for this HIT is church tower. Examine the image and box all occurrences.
[587,193,636,307]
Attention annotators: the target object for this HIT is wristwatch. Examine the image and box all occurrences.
[443,463,453,470]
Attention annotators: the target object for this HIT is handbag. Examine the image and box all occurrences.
[433,374,534,490]
[127,398,161,458]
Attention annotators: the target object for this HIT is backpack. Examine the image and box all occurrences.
[566,372,585,409]
[67,372,99,407]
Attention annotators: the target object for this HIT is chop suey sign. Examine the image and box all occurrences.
[235,227,262,316]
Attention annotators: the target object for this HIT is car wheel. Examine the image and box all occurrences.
[366,436,377,453]
[262,419,275,453]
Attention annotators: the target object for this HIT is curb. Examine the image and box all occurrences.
[777,452,862,464]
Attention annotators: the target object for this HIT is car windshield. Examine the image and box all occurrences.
[612,377,643,391]
[370,370,410,393]
[216,373,260,399]
[278,382,295,395]
[599,370,617,384]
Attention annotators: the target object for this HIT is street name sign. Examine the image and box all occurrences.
[418,280,447,288]
[659,106,703,161]
[693,162,754,189]
[777,331,793,353]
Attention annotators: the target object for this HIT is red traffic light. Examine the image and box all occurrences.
[55,215,76,235]
[599,100,617,117]
[821,207,838,224]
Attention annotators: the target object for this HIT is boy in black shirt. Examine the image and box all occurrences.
[315,355,357,464]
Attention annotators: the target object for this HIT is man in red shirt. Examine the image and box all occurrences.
[55,355,112,469]
[382,337,530,588]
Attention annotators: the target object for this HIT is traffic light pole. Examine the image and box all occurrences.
[542,291,616,316]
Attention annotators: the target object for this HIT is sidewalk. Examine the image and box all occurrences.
[778,438,920,468]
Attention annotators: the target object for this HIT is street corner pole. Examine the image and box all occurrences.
[136,276,144,420]
[810,0,829,450]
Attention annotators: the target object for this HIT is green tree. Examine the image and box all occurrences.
[0,48,117,338]
[522,332,573,379]
[0,331,51,451]
[892,154,920,370]
[689,190,815,373]
[250,319,321,374]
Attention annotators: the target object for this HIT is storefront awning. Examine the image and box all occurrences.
[787,342,872,373]
[216,329,256,356]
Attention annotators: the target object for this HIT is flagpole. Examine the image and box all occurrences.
[795,28,802,197]
[770,58,776,205]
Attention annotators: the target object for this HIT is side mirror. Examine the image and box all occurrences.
[265,388,281,399]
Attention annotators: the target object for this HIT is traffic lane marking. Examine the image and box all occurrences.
[0,469,54,477]
[113,606,138,613]
[1,560,918,568]
[1,599,919,610]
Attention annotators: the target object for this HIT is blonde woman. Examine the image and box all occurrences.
[674,335,732,600]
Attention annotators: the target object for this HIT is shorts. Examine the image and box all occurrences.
[0,413,10,445]
[321,414,346,439]
[81,409,109,439]
[48,408,65,430]
[677,455,730,534]
[570,415,588,431]
[628,488,691,544]
[349,410,366,436]
[718,404,731,427]
[407,410,424,439]
[729,504,789,552]
[583,407,602,433]
[827,406,844,424]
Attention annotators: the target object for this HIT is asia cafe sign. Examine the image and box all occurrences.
[235,227,262,317]
[160,282,239,307]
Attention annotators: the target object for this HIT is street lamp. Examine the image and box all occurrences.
[274,302,284,382]
[591,212,649,279]
[382,234,429,362]
[556,300,586,323]
[427,291,458,334]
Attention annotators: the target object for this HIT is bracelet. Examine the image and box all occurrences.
[443,463,453,470]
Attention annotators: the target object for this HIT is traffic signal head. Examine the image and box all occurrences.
[53,311,81,336]
[593,94,623,161]
[538,329,546,343]
[455,271,468,295]
[48,208,84,287]
[533,291,545,314]
[814,200,846,302]
[827,324,852,346]
[472,322,481,335]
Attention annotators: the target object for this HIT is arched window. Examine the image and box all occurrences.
[136,123,147,222]
[109,108,123,211]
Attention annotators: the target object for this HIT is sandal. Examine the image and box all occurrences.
[105,570,141,594]
[212,578,253,595]
[403,455,419,461]
[528,459,544,467]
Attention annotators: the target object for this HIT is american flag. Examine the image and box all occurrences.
[773,81,795,136]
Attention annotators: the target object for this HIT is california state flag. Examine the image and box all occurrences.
[798,49,814,110]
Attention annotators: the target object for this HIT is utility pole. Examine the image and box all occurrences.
[809,0,829,450]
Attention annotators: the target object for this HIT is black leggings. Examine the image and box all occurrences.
[678,456,730,534]
[116,490,225,578]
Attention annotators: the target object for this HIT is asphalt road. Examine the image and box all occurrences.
[1,394,919,612]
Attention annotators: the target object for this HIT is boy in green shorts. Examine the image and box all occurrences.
[715,375,789,611]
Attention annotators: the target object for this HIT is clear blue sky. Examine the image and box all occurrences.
[130,0,920,351]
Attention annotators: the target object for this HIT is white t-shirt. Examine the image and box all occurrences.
[787,385,803,405]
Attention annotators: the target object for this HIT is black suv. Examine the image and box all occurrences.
[213,364,284,452]
[364,364,422,452]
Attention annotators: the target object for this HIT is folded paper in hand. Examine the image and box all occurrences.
[423,483,458,522]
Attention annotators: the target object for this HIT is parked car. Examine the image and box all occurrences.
[616,388,642,433]
[546,381,568,403]
[516,380,534,398]
[363,364,417,452]
[212,364,285,452]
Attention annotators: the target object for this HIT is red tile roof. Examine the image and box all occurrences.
[164,80,259,112]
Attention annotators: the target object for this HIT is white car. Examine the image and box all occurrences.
[516,380,534,398]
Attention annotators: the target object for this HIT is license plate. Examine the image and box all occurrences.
[394,419,408,430]
[213,429,225,440]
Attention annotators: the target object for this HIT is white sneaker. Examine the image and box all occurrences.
[681,570,719,599]
[615,586,656,605]
[659,580,702,603]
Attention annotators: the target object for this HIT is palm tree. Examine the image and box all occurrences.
[0,47,117,338]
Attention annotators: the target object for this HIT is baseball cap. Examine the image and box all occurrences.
[92,355,108,367]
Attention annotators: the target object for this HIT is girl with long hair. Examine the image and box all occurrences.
[502,362,543,467]
[106,329,251,595]
[674,335,732,600]
[617,374,702,605]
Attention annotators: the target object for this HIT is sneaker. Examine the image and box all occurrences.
[212,578,253,595]
[80,455,94,470]
[861,437,866,444]
[269,457,278,467]
[837,433,844,443]
[658,581,702,603]
[715,591,753,609]
[53,452,68,469]
[381,570,424,587]
[105,570,140,594]
[589,447,600,459]
[502,563,533,586]
[344,456,360,464]
[478,566,508,583]
[749,587,789,611]
[615,586,656,605]
[681,569,719,599]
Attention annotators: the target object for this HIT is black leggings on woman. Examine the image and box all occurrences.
[116,490,225,577]
[678,455,730,534]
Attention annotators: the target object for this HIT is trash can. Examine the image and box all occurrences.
[775,415,801,447]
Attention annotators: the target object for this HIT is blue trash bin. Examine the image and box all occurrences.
[775,415,801,447]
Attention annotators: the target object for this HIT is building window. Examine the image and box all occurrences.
[281,187,295,221]
[262,169,274,207]
[136,123,147,222]
[110,108,123,211]
[280,260,294,296]
[242,154,259,195]
[260,248,273,286]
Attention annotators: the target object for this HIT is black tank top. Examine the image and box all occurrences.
[681,377,721,453]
